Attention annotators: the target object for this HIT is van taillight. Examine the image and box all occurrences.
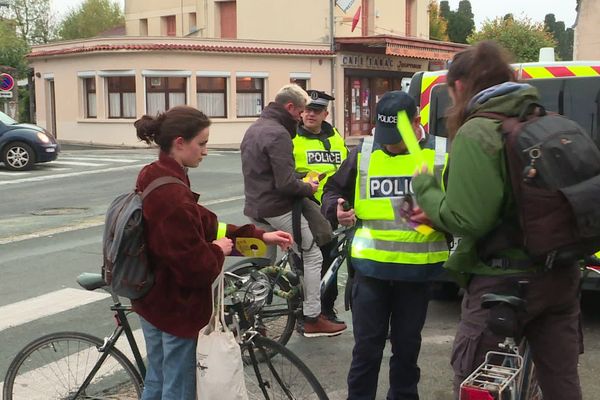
[460,386,496,400]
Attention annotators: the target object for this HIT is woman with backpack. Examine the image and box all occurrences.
[133,105,292,400]
[412,41,582,399]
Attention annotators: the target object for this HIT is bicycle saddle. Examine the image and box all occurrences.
[77,273,107,291]
[481,293,526,310]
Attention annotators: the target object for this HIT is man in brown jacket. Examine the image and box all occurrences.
[241,84,346,337]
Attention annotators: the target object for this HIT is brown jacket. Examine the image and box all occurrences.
[241,102,313,218]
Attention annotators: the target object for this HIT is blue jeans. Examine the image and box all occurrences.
[347,274,430,400]
[140,317,197,400]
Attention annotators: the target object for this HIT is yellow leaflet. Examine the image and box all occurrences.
[235,237,267,257]
[396,110,431,173]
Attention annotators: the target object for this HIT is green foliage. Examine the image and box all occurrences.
[439,1,450,20]
[0,0,56,45]
[469,16,556,62]
[0,20,29,77]
[443,0,475,44]
[18,85,31,123]
[58,0,124,40]
[428,0,449,41]
[544,13,574,61]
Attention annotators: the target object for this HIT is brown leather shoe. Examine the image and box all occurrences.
[303,314,347,338]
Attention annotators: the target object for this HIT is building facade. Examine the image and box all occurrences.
[574,0,600,60]
[29,0,463,146]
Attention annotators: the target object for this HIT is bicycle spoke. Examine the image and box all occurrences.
[5,333,142,400]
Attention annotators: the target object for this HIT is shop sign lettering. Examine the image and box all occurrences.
[340,54,425,72]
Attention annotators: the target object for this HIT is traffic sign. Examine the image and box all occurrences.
[0,91,13,98]
[0,73,15,92]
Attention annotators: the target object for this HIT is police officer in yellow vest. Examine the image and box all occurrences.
[293,90,348,202]
[293,90,349,325]
[321,91,449,400]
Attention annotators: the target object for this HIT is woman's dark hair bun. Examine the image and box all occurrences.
[135,113,165,144]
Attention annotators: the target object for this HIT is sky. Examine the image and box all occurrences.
[50,0,578,28]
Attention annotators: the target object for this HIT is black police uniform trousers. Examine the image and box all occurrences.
[347,272,430,400]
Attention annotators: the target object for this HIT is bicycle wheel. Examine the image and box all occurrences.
[520,346,543,399]
[3,331,143,400]
[242,335,328,400]
[226,265,297,346]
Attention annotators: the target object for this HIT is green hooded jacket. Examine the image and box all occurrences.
[412,83,540,287]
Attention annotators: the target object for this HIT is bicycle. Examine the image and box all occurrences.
[3,271,329,400]
[224,226,352,346]
[460,265,600,400]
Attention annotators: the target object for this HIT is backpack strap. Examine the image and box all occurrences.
[141,176,187,201]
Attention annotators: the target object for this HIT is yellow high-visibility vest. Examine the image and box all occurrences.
[293,128,347,203]
[352,137,449,265]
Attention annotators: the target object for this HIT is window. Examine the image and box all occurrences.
[139,19,148,36]
[84,77,96,118]
[290,78,308,90]
[146,76,187,115]
[236,77,263,117]
[219,1,237,38]
[107,76,136,118]
[562,77,600,144]
[188,12,197,32]
[197,77,227,118]
[429,84,451,138]
[163,15,176,36]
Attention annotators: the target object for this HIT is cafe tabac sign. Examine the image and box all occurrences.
[340,53,427,73]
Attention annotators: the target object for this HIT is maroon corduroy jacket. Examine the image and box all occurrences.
[132,151,264,338]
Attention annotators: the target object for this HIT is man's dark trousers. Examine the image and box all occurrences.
[347,273,430,400]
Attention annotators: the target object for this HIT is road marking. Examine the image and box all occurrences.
[41,167,71,171]
[59,156,137,163]
[0,288,110,332]
[0,195,245,244]
[0,171,30,176]
[0,163,146,186]
[50,160,107,166]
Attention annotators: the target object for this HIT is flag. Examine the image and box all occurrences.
[351,6,361,32]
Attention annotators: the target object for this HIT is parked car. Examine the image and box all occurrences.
[0,111,60,171]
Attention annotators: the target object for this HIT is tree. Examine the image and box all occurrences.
[439,1,451,20]
[428,0,449,41]
[58,0,124,40]
[0,0,56,44]
[445,0,475,44]
[544,13,574,61]
[469,17,556,62]
[0,20,29,77]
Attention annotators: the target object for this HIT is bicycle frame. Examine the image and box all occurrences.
[72,292,146,398]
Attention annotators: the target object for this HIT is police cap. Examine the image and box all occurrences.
[306,90,335,110]
[374,91,417,145]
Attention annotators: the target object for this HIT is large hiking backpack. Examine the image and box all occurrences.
[102,176,186,299]
[476,103,600,268]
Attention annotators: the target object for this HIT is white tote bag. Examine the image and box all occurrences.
[196,271,249,400]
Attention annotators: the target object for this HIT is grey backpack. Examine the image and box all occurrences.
[102,176,186,299]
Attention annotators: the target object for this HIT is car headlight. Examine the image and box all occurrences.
[36,132,50,143]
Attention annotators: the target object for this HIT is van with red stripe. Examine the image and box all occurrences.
[408,61,600,295]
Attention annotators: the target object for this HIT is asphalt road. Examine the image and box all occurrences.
[1,148,599,399]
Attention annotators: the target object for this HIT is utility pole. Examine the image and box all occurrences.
[329,0,336,128]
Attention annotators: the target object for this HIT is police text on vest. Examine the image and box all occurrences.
[369,176,413,198]
[306,151,342,164]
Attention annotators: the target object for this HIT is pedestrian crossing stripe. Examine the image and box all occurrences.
[0,288,110,332]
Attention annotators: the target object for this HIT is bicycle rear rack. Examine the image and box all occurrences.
[460,351,523,399]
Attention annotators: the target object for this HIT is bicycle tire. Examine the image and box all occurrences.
[3,331,144,400]
[520,345,543,399]
[226,264,297,347]
[243,335,329,400]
